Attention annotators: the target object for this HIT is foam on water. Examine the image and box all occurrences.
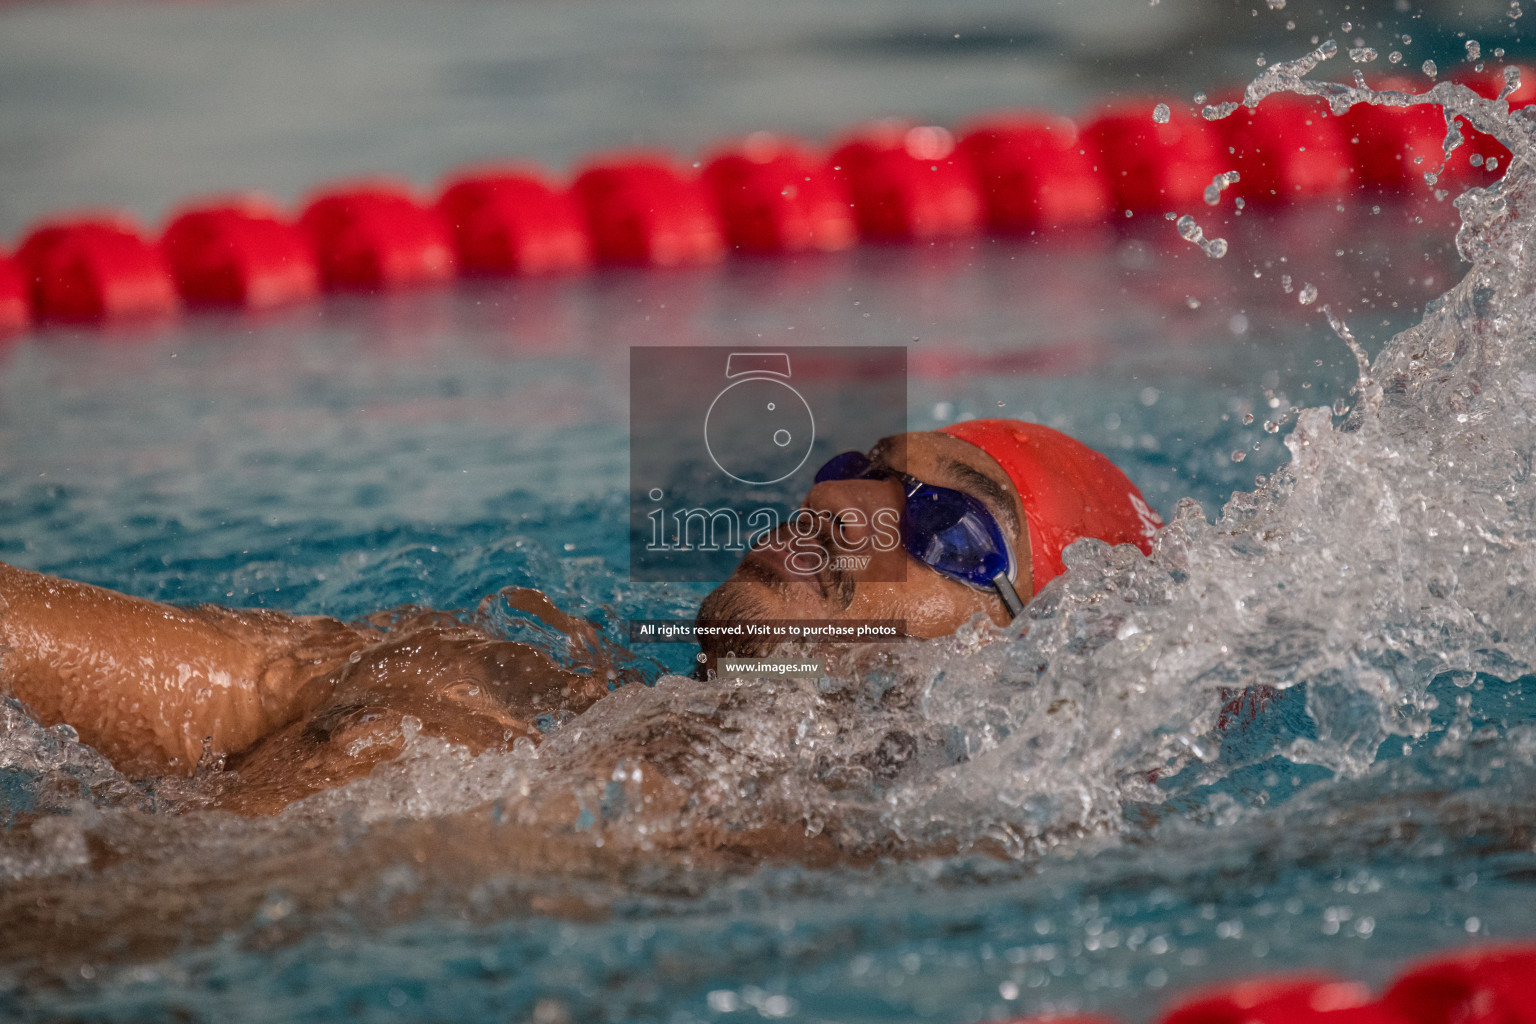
[4,44,1536,1020]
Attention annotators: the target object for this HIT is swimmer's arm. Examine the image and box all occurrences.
[0,561,369,776]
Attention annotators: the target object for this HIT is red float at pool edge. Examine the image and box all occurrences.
[1221,94,1355,204]
[1081,103,1228,212]
[829,122,983,241]
[1382,945,1536,1024]
[0,250,29,335]
[160,199,319,309]
[957,114,1113,231]
[572,155,725,268]
[1159,975,1400,1024]
[701,135,856,254]
[15,216,178,323]
[299,184,456,291]
[436,168,592,276]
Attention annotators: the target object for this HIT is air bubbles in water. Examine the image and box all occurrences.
[1266,0,1285,7]
[1231,450,1248,462]
[1511,1,1524,20]
[1350,47,1378,62]
[1203,101,1240,120]
[1466,40,1481,62]
[1281,274,1294,294]
[1299,283,1319,305]
[1424,59,1439,78]
[1153,103,1171,124]
[1389,51,1403,64]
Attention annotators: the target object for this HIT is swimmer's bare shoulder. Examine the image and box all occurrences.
[0,562,608,814]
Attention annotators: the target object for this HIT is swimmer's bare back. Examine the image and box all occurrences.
[0,562,610,816]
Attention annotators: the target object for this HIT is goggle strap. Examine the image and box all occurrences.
[992,571,1025,621]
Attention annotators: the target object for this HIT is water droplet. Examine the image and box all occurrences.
[1281,274,1294,294]
[1152,103,1171,123]
[1174,214,1229,258]
[1231,450,1248,462]
[1256,56,1268,67]
[1488,157,1499,171]
[1389,51,1403,64]
[1501,65,1522,99]
[1242,412,1255,425]
[1510,1,1523,20]
[1333,398,1350,416]
[1299,283,1319,305]
[1350,46,1378,62]
[1265,0,1285,8]
[1466,39,1482,61]
[1263,420,1280,434]
[1203,170,1241,204]
[1423,59,1439,78]
[1186,296,1202,309]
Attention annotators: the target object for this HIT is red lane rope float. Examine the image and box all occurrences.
[15,215,178,323]
[3,68,1533,333]
[701,133,857,253]
[1081,102,1229,212]
[1223,94,1356,205]
[298,182,457,291]
[572,154,725,267]
[161,198,319,308]
[0,250,29,335]
[436,166,593,275]
[957,114,1114,231]
[830,122,983,240]
[995,943,1536,1024]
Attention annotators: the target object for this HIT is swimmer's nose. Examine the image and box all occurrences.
[803,477,905,566]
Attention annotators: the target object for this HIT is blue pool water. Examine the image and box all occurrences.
[4,2,1536,1022]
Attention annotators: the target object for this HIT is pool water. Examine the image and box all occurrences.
[4,2,1536,1022]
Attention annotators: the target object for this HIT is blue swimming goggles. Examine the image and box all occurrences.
[814,450,1026,619]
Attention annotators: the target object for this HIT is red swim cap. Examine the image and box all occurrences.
[939,419,1162,594]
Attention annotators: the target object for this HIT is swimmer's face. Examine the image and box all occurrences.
[696,430,1032,659]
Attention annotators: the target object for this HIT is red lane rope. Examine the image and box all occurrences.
[1003,942,1536,1024]
[0,66,1526,335]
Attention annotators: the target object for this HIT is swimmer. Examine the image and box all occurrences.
[0,420,1159,819]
